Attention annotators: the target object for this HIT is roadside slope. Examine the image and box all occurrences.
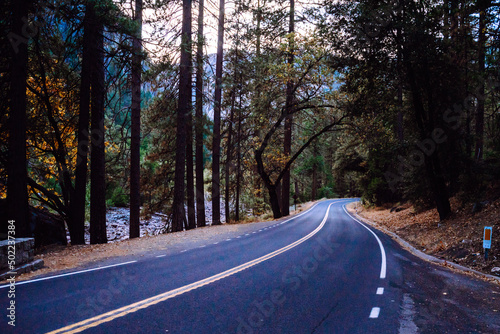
[347,198,500,282]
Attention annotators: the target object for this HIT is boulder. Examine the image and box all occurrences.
[32,207,67,248]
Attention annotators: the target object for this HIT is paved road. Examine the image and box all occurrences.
[1,199,499,333]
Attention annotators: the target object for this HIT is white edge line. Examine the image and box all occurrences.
[369,307,380,318]
[343,205,387,279]
[0,200,333,291]
[0,261,137,289]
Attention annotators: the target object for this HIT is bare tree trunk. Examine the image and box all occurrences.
[186,0,196,229]
[212,0,225,225]
[224,95,235,223]
[90,16,107,244]
[235,93,242,222]
[282,0,294,217]
[172,0,192,232]
[186,97,196,230]
[475,1,488,161]
[6,0,31,238]
[406,64,451,220]
[195,0,206,227]
[312,161,317,201]
[268,186,281,218]
[397,23,404,143]
[130,0,143,239]
[71,3,94,244]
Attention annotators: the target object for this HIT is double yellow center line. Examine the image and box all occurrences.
[48,202,334,334]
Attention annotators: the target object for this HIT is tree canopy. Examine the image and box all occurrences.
[1,0,499,243]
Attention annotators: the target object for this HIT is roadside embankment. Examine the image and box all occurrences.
[346,198,500,283]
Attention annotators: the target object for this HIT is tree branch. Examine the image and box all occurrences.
[275,115,346,186]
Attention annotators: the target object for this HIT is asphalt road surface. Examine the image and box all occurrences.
[1,199,499,333]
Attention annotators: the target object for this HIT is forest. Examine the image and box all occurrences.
[1,0,499,246]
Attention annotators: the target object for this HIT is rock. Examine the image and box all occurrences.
[471,201,488,214]
[390,207,404,213]
[32,207,67,248]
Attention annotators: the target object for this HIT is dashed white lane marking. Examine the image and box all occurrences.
[245,234,250,236]
[156,255,167,258]
[369,307,380,318]
[213,242,219,245]
[236,236,242,238]
[47,202,335,334]
[377,287,384,295]
[3,202,330,291]
[0,261,138,289]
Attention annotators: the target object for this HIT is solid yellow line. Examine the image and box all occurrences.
[47,202,334,334]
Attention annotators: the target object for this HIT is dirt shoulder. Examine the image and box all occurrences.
[2,201,315,284]
[347,198,500,281]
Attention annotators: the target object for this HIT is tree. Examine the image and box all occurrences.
[130,0,143,239]
[90,5,107,244]
[235,97,243,221]
[250,26,342,218]
[6,0,31,238]
[255,111,343,218]
[186,99,196,229]
[195,0,206,227]
[282,0,295,216]
[71,2,94,245]
[172,0,192,232]
[474,0,494,161]
[212,0,225,225]
[224,82,235,223]
[185,0,196,230]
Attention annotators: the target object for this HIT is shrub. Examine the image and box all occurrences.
[107,186,129,207]
[318,186,337,199]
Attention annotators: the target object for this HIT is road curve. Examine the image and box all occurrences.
[1,199,499,333]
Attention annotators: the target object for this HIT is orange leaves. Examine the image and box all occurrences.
[262,147,288,179]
